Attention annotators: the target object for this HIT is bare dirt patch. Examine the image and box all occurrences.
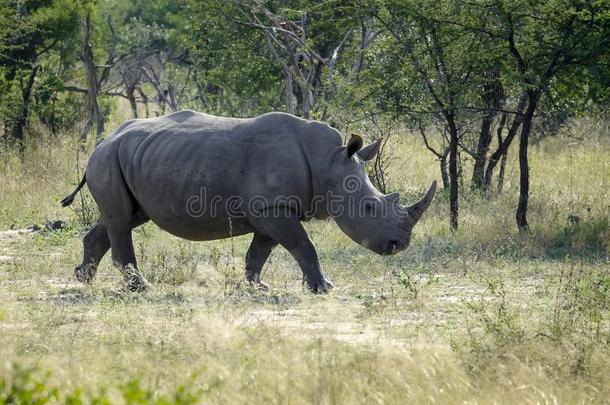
[0,227,36,259]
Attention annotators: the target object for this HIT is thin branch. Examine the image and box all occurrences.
[506,13,527,76]
[418,121,443,158]
[63,86,89,94]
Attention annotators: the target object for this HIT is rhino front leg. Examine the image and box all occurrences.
[248,212,333,293]
[107,227,149,292]
[245,232,277,290]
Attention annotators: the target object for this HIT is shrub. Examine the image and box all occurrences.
[0,364,203,404]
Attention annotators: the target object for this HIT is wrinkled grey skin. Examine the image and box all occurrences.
[61,110,436,293]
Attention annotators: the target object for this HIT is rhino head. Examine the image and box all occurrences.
[327,135,436,255]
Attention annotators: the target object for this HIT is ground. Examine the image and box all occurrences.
[0,121,608,403]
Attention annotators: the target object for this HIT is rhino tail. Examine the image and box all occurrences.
[60,174,87,207]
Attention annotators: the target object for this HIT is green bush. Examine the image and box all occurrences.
[0,364,203,404]
[33,72,85,136]
[0,365,59,404]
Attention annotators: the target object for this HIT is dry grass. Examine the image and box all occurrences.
[0,117,608,403]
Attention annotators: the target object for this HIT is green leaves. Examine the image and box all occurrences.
[0,0,608,143]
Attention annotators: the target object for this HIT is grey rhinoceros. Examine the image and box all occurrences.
[61,110,436,293]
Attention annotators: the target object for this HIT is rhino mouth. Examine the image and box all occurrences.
[339,225,410,256]
[377,239,408,256]
[369,239,409,256]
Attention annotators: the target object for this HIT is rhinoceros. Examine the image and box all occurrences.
[61,110,436,293]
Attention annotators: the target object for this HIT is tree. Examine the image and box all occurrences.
[0,0,81,145]
[233,0,353,118]
[484,0,610,230]
[367,0,502,231]
[183,0,285,115]
[355,0,609,231]
[80,11,109,141]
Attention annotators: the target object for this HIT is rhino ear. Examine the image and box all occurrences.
[357,140,381,162]
[346,134,363,159]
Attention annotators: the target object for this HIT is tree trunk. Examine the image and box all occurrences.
[495,113,508,194]
[471,70,504,190]
[81,13,104,142]
[516,90,540,231]
[483,94,528,188]
[285,71,294,115]
[293,79,313,119]
[497,147,508,193]
[95,101,105,141]
[193,71,208,108]
[167,84,178,111]
[137,87,149,118]
[350,19,374,81]
[9,65,38,146]
[447,115,459,231]
[471,114,495,190]
[160,90,167,115]
[127,86,138,118]
[301,86,313,119]
[439,151,449,189]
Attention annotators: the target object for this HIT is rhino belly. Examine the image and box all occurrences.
[131,180,255,241]
[149,213,254,241]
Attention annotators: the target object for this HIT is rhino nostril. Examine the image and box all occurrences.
[389,240,400,252]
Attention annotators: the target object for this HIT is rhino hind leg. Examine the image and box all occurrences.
[245,232,277,290]
[85,157,150,291]
[75,212,149,288]
[75,222,110,284]
[107,226,149,292]
[248,211,333,294]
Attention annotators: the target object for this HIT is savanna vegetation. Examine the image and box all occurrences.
[1,0,609,403]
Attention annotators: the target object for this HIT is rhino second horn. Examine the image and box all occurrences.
[406,181,437,224]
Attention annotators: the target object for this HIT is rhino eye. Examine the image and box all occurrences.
[364,201,375,214]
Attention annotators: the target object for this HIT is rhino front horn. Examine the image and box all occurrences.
[406,181,437,224]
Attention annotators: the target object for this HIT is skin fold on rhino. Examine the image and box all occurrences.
[61,110,436,293]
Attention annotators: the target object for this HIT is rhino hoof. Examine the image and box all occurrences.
[74,264,96,284]
[306,277,334,294]
[248,280,269,291]
[246,273,269,291]
[125,276,149,292]
[121,264,149,292]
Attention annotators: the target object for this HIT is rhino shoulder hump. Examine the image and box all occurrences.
[305,120,342,147]
[256,113,342,144]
